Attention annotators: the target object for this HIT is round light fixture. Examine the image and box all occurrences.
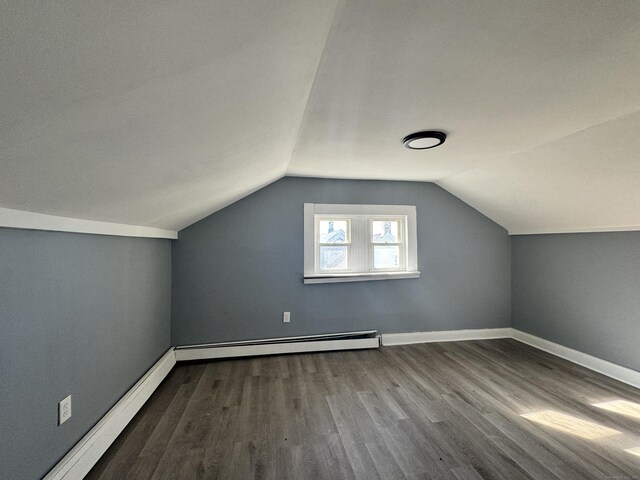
[402,130,447,150]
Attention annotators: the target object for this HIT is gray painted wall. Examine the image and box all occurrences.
[0,229,171,480]
[512,232,640,371]
[172,177,511,345]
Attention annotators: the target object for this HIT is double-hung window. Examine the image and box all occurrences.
[304,204,420,284]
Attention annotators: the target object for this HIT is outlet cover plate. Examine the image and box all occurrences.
[59,395,72,425]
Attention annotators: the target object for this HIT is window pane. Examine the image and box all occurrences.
[373,245,400,269]
[372,220,399,243]
[319,220,349,243]
[320,246,348,270]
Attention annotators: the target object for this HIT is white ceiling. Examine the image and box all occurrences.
[1,1,640,233]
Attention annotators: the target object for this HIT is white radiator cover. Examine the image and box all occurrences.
[174,330,380,361]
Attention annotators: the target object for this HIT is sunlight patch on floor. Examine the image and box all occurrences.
[625,447,640,457]
[592,400,640,420]
[521,410,620,440]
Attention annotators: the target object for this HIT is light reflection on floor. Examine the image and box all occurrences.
[520,410,620,440]
[592,400,640,420]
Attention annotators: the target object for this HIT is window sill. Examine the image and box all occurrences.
[304,271,421,284]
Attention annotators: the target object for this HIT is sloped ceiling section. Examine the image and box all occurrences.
[0,0,339,231]
[439,110,640,234]
[1,1,640,234]
[288,0,640,234]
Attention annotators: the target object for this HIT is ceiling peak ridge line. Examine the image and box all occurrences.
[436,106,640,184]
[0,207,178,239]
[284,0,346,175]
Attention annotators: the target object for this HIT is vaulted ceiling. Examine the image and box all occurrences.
[2,1,639,234]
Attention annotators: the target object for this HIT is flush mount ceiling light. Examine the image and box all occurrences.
[402,130,447,150]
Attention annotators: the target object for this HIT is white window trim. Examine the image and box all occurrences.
[303,203,420,284]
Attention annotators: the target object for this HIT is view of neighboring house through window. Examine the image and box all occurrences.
[371,219,404,270]
[318,219,350,270]
[304,204,419,283]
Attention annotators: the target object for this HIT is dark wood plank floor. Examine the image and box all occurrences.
[87,339,640,479]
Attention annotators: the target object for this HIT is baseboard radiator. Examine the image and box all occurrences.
[174,330,380,362]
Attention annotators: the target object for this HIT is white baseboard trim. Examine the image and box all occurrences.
[510,329,640,390]
[381,327,640,389]
[175,337,380,361]
[381,328,511,346]
[44,348,176,480]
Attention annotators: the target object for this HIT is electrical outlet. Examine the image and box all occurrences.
[59,395,72,425]
[283,311,291,323]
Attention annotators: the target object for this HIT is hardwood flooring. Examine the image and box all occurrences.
[87,339,640,479]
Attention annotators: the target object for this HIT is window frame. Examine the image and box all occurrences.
[303,203,420,284]
[369,216,406,272]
